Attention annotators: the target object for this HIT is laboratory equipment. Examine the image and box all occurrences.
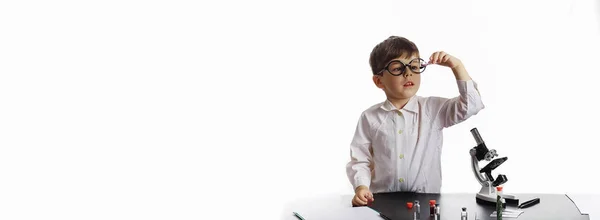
[414,200,421,219]
[518,198,540,209]
[469,128,519,206]
[429,200,436,217]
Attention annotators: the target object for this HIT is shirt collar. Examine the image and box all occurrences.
[380,96,419,113]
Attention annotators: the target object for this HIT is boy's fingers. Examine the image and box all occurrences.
[437,52,445,63]
[360,193,368,200]
[440,54,449,63]
[354,196,367,205]
[368,195,374,201]
[442,54,450,63]
[431,53,439,64]
[360,193,371,203]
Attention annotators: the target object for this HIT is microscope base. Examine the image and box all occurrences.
[475,186,519,207]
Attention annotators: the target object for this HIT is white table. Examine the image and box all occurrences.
[567,194,600,219]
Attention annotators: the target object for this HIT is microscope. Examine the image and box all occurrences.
[469,128,519,206]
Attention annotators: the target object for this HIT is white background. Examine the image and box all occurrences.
[1,0,599,219]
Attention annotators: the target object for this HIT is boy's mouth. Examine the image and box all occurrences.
[404,81,414,87]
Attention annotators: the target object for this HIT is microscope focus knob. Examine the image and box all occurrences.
[485,149,497,161]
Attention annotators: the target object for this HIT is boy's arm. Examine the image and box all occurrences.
[450,63,471,81]
[345,113,373,191]
[428,52,485,129]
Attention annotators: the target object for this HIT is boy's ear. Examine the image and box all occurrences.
[372,75,385,89]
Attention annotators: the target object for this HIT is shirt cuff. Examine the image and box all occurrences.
[354,178,371,190]
[456,79,478,95]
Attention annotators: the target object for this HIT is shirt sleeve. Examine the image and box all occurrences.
[345,112,373,190]
[433,80,485,129]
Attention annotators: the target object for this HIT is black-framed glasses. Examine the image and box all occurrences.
[377,58,427,76]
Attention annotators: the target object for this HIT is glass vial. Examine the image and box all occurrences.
[496,186,503,220]
[429,200,436,217]
[461,207,467,220]
[414,200,421,220]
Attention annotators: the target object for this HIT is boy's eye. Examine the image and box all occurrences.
[410,65,425,71]
[389,63,405,73]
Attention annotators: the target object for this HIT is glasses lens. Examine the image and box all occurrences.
[387,61,406,75]
[408,58,426,73]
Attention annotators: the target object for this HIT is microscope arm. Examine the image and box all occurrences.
[470,149,489,187]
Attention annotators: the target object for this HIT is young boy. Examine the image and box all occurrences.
[346,36,485,206]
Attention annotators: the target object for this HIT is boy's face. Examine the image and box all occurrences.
[372,54,421,100]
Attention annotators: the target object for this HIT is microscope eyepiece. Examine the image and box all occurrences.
[471,128,491,161]
[470,128,484,145]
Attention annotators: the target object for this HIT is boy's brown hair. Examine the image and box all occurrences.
[369,36,420,75]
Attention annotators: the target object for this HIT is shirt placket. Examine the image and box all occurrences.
[396,110,406,191]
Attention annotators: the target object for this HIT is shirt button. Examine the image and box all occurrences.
[399,178,404,183]
[397,111,402,116]
[398,129,403,134]
[399,154,404,159]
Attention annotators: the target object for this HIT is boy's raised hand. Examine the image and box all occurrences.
[428,51,463,69]
[352,185,374,206]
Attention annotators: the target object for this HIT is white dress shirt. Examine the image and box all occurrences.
[346,80,484,193]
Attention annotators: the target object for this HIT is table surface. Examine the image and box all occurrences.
[281,193,599,220]
[371,192,588,220]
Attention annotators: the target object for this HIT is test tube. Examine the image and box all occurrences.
[429,200,436,217]
[414,200,421,220]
